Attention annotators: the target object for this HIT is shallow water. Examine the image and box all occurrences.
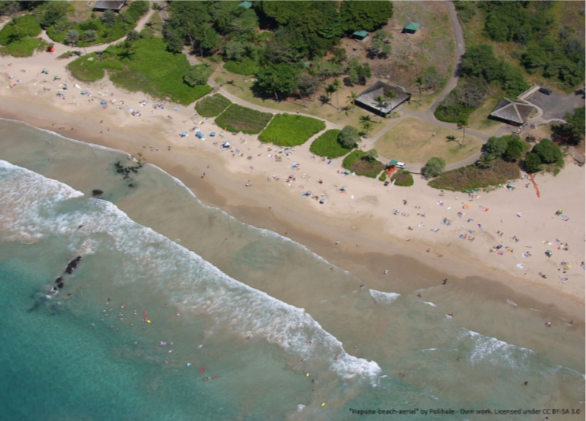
[1,118,584,420]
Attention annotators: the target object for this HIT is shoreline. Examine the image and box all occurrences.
[0,50,583,324]
[1,100,583,324]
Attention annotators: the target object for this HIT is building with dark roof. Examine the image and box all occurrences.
[355,81,411,116]
[489,98,537,126]
[93,0,126,11]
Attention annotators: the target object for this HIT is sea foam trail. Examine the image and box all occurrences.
[0,160,381,383]
[369,290,400,305]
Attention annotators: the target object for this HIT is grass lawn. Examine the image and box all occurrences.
[375,117,484,165]
[0,15,42,46]
[68,39,212,104]
[342,150,386,178]
[259,114,326,146]
[429,158,520,191]
[401,91,442,113]
[195,94,232,117]
[215,104,272,134]
[309,129,353,158]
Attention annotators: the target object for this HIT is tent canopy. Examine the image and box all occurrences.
[404,22,420,33]
[353,30,368,39]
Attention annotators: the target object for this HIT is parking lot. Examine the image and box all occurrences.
[525,90,585,121]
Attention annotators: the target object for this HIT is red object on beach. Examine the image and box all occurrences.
[200,368,205,372]
[212,376,217,379]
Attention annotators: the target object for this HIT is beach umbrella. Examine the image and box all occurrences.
[181,131,188,137]
[210,132,216,136]
[100,100,106,105]
[319,198,326,204]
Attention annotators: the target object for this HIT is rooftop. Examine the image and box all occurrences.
[93,0,126,10]
[404,22,420,33]
[356,81,411,115]
[490,98,537,125]
[353,30,369,38]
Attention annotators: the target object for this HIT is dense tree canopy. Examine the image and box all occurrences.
[554,106,585,145]
[253,63,301,100]
[422,157,446,178]
[338,125,361,149]
[340,0,394,32]
[532,138,562,164]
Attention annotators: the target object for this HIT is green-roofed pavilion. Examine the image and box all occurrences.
[353,30,369,40]
[238,1,253,9]
[403,22,420,34]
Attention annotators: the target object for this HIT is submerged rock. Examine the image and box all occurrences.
[64,256,82,274]
[92,189,103,197]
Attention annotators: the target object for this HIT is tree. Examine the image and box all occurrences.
[101,9,117,27]
[347,91,358,110]
[338,125,360,149]
[65,29,79,46]
[167,35,184,54]
[325,83,336,105]
[369,30,392,58]
[503,136,525,162]
[484,136,509,158]
[461,44,501,83]
[553,106,585,145]
[422,157,446,178]
[365,148,378,162]
[374,95,387,109]
[254,63,301,100]
[341,1,393,32]
[41,2,68,28]
[332,79,341,111]
[532,138,562,164]
[84,29,97,43]
[360,120,374,137]
[224,40,246,61]
[524,152,541,173]
[184,65,210,87]
[457,122,468,148]
[414,74,424,105]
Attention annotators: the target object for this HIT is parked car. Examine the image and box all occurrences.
[538,87,552,95]
[396,161,406,169]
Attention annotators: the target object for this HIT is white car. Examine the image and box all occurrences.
[396,162,406,169]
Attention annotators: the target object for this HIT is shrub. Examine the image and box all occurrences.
[195,94,232,117]
[503,136,527,162]
[532,138,562,164]
[391,170,414,186]
[422,157,446,178]
[484,136,509,158]
[224,57,259,75]
[309,129,353,158]
[140,28,154,39]
[259,114,325,146]
[523,152,541,173]
[215,104,272,134]
[0,37,40,57]
[429,159,520,191]
[379,172,387,182]
[342,150,386,178]
[184,65,211,87]
[338,125,361,149]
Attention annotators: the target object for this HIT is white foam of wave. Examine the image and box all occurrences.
[0,162,381,384]
[506,299,518,307]
[421,301,436,307]
[0,160,84,243]
[421,348,438,352]
[463,330,535,368]
[369,290,400,305]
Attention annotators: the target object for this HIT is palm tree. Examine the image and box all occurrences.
[365,148,379,162]
[332,79,341,111]
[374,95,387,110]
[415,75,424,105]
[446,135,456,142]
[347,91,358,109]
[65,29,80,47]
[457,122,468,148]
[325,83,336,106]
[360,115,374,123]
[361,120,374,137]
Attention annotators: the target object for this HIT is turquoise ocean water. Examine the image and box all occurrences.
[0,118,584,420]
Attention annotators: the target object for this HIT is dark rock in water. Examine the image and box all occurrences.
[65,256,82,274]
[128,183,135,188]
[57,283,64,289]
[92,189,103,197]
[54,276,63,284]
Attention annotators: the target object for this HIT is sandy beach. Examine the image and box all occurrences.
[1,42,584,323]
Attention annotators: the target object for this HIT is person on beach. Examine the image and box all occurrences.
[442,278,448,285]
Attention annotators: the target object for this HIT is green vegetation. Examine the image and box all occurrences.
[224,57,259,75]
[57,51,76,59]
[422,157,446,178]
[45,1,148,47]
[429,159,520,192]
[340,1,393,32]
[338,125,361,149]
[195,94,232,117]
[215,104,272,134]
[456,1,584,92]
[0,14,42,56]
[379,172,387,182]
[479,134,529,168]
[259,114,325,146]
[391,170,414,187]
[552,106,585,146]
[342,150,385,178]
[309,129,353,158]
[68,38,212,104]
